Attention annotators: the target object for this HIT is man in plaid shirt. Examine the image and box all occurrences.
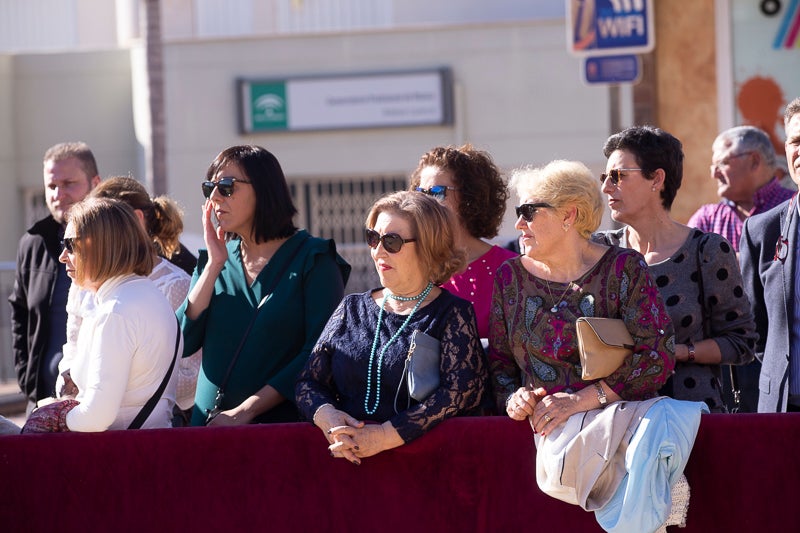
[688,125,795,413]
[688,125,794,254]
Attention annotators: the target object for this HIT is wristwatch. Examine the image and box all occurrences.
[594,382,607,407]
[687,342,696,362]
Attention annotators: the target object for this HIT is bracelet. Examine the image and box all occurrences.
[594,382,608,407]
[312,403,333,425]
[505,393,515,411]
[687,343,696,362]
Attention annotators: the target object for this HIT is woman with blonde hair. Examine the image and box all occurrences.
[491,159,674,424]
[297,191,487,464]
[57,176,200,419]
[23,198,180,432]
[491,160,706,533]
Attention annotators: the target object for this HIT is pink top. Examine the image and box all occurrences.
[441,245,518,338]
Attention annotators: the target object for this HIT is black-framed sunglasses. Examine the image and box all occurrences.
[600,168,642,187]
[515,202,554,222]
[61,237,79,253]
[414,185,458,201]
[365,228,417,254]
[201,176,251,198]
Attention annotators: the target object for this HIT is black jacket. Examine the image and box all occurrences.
[8,215,64,403]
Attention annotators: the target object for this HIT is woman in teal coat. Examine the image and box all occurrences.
[178,145,349,426]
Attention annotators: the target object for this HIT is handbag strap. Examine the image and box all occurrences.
[128,317,181,430]
[392,330,418,414]
[695,233,740,411]
[211,234,311,412]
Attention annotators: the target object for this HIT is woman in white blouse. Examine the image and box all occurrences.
[57,177,199,415]
[23,197,181,432]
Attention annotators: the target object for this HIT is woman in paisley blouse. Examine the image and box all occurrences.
[296,191,487,464]
[594,126,756,412]
[490,160,675,435]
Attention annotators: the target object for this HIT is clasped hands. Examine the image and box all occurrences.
[506,386,581,436]
[313,404,402,465]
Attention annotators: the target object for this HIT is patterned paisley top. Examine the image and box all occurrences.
[488,245,676,413]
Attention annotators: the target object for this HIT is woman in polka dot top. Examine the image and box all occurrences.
[594,126,757,412]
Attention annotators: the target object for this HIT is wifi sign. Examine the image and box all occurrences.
[567,0,655,57]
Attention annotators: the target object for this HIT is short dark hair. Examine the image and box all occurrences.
[409,144,508,239]
[43,141,99,182]
[206,145,297,243]
[602,126,684,210]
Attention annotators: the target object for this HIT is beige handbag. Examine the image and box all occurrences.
[575,317,635,380]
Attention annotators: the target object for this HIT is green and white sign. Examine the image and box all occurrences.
[249,81,288,131]
[239,68,453,133]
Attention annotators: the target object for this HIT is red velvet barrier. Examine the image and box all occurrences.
[0,414,797,532]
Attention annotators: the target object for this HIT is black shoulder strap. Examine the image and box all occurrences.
[128,317,181,430]
[212,234,311,405]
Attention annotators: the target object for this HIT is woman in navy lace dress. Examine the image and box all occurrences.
[296,191,487,464]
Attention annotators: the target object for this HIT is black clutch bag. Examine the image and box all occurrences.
[394,329,440,413]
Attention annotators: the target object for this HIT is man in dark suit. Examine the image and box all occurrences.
[740,97,800,412]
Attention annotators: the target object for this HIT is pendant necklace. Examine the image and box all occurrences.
[546,280,573,313]
[364,281,434,416]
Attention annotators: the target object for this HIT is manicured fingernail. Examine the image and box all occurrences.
[352,460,360,466]
[354,446,360,451]
[330,451,334,457]
[327,429,332,434]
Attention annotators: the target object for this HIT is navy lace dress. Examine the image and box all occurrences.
[296,288,487,442]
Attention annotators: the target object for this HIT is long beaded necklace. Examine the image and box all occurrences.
[364,281,434,415]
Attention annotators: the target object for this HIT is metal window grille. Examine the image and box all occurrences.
[293,175,407,294]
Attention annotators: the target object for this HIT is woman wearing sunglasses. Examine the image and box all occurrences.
[409,144,517,339]
[492,158,674,428]
[490,161,698,531]
[593,126,756,412]
[178,145,350,426]
[55,177,201,424]
[23,198,181,432]
[296,191,487,464]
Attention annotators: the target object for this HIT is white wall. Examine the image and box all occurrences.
[2,50,138,258]
[0,18,620,261]
[159,20,614,246]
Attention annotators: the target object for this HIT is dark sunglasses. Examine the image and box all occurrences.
[365,228,417,254]
[414,185,458,201]
[515,202,554,222]
[599,168,642,187]
[61,237,79,253]
[201,176,251,198]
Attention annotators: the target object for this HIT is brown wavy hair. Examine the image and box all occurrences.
[365,191,466,285]
[409,144,508,239]
[91,176,184,259]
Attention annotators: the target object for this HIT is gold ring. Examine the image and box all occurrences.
[544,414,552,423]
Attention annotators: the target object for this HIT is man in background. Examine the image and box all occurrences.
[688,125,794,413]
[689,125,794,254]
[9,142,100,411]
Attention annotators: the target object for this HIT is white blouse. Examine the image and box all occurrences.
[65,274,181,431]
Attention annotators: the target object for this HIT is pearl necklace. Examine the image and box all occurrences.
[364,282,434,415]
[546,280,573,313]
